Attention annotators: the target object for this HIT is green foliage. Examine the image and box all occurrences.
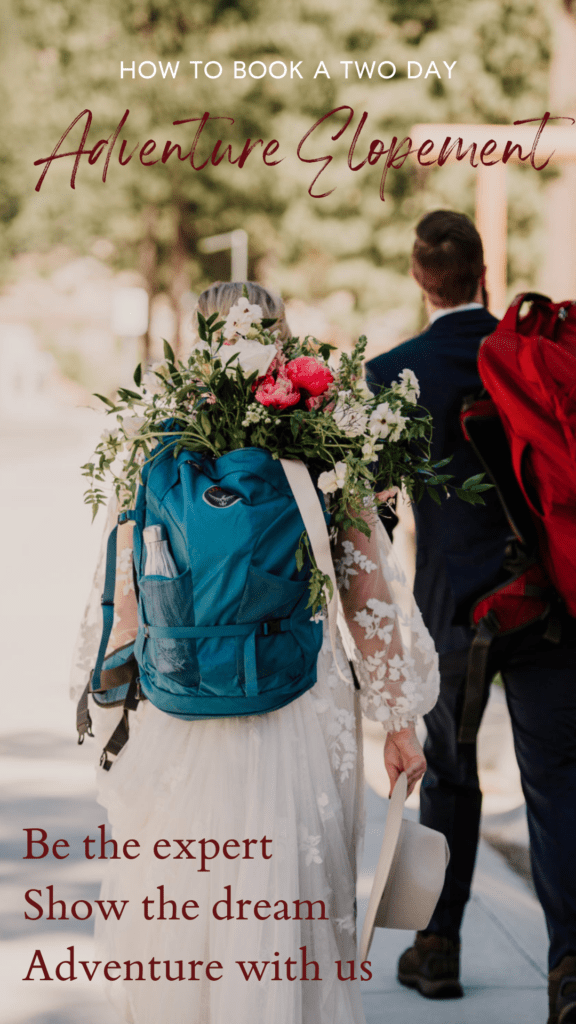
[296,531,334,612]
[83,308,490,544]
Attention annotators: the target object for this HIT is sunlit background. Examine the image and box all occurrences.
[3,0,575,407]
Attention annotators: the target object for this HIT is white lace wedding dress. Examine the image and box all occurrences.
[71,509,438,1024]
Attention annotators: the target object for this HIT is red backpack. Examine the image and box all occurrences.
[458,292,576,741]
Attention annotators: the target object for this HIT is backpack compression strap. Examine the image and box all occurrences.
[90,509,141,696]
[279,459,349,687]
[90,522,119,695]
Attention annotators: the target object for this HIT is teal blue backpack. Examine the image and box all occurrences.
[77,438,328,769]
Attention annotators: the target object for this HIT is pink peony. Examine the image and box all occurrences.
[305,394,325,411]
[285,356,333,396]
[254,373,301,409]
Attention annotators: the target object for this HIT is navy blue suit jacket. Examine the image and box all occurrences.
[366,308,510,655]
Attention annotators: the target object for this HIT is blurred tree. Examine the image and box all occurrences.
[0,2,26,265]
[6,0,551,351]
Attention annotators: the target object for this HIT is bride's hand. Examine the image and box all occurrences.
[384,724,426,798]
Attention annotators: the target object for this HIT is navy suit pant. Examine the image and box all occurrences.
[421,649,576,971]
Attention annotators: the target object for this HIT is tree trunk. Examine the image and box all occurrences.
[138,206,159,363]
[169,211,193,359]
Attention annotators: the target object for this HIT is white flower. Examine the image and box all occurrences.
[369,402,407,442]
[101,427,119,442]
[222,299,263,341]
[332,391,369,437]
[242,404,266,427]
[355,378,374,400]
[310,608,326,623]
[396,368,420,403]
[221,338,276,379]
[142,361,170,395]
[121,415,146,438]
[361,437,382,461]
[318,460,347,495]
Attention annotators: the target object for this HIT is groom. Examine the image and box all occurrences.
[366,210,576,1024]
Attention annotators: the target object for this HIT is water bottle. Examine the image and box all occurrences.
[143,524,178,578]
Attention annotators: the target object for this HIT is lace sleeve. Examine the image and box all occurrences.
[335,513,439,731]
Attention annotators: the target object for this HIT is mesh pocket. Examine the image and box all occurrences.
[139,569,200,688]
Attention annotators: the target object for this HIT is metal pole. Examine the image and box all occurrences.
[199,230,248,281]
[475,162,508,317]
[231,229,248,281]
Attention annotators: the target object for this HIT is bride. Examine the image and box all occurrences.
[71,281,439,1024]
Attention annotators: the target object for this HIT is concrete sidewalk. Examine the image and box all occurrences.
[0,408,120,1024]
[359,782,548,1024]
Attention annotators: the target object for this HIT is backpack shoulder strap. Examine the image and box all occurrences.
[78,508,143,761]
[91,508,140,694]
[499,291,550,332]
[279,458,348,686]
[90,522,119,695]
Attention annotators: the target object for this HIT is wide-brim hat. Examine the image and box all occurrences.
[359,772,450,962]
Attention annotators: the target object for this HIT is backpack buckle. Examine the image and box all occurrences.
[262,619,283,636]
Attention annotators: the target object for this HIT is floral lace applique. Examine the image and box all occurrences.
[316,791,337,827]
[336,518,439,733]
[326,707,357,781]
[334,913,355,935]
[313,684,357,784]
[314,697,331,714]
[408,610,438,657]
[334,540,377,591]
[353,598,397,642]
[380,556,407,588]
[299,825,322,866]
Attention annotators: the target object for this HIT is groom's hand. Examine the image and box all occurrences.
[384,725,426,797]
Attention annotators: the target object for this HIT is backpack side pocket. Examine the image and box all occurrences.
[139,569,201,691]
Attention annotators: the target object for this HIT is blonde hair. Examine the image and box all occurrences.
[196,281,290,342]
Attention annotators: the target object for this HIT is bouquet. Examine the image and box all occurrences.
[82,295,489,604]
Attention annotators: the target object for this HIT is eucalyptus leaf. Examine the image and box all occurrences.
[462,472,486,490]
[94,393,116,409]
[117,388,142,401]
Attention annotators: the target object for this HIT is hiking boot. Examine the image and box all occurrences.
[397,931,463,999]
[548,954,576,1024]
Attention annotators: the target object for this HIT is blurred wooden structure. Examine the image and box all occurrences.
[411,121,576,315]
[411,6,576,314]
